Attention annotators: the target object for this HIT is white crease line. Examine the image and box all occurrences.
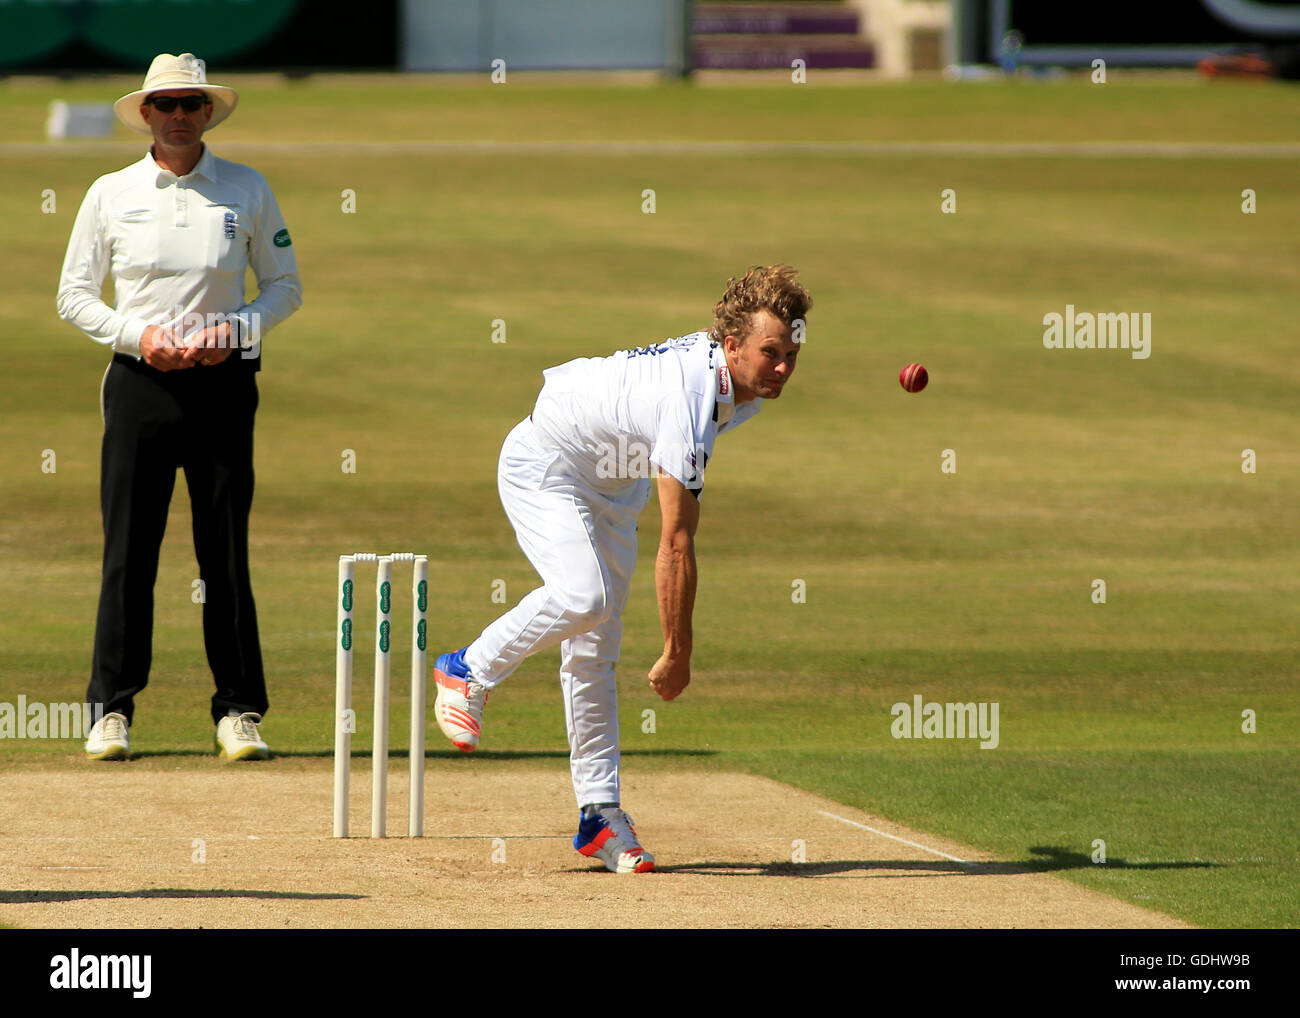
[39,866,109,871]
[816,810,971,865]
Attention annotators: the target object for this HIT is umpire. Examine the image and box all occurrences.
[57,53,302,761]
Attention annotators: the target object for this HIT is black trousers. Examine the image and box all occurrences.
[87,354,267,726]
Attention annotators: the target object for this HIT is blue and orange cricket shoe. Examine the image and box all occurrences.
[433,648,489,753]
[574,805,655,874]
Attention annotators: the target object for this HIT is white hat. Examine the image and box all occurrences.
[114,53,238,135]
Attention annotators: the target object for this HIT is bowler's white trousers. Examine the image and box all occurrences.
[464,418,651,808]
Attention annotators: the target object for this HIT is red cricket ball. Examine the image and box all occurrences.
[900,363,928,393]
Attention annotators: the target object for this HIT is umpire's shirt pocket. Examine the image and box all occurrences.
[108,207,159,280]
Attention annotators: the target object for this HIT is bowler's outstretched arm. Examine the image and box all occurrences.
[649,473,700,701]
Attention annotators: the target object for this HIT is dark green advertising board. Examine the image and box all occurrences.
[0,0,396,70]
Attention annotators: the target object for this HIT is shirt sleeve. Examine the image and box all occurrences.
[230,180,302,355]
[55,182,150,357]
[650,394,710,492]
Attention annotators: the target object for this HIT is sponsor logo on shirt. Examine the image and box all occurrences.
[223,211,236,239]
[623,334,699,358]
[718,365,730,396]
[273,228,292,247]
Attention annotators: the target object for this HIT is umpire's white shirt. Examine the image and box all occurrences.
[529,332,763,495]
[56,145,302,357]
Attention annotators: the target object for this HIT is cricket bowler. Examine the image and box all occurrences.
[432,265,812,872]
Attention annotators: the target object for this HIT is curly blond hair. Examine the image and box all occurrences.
[708,265,812,344]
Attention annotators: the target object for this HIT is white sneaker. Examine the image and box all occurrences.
[433,651,488,753]
[85,711,130,761]
[215,712,272,761]
[574,806,656,874]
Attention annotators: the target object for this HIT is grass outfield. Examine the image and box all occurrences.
[1,73,1296,928]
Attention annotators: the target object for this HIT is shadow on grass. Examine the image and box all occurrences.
[0,889,365,904]
[128,748,719,761]
[654,847,1223,878]
[1021,845,1222,872]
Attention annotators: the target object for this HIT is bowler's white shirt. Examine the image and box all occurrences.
[529,331,763,494]
[56,146,302,357]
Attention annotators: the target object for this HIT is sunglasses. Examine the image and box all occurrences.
[146,94,209,113]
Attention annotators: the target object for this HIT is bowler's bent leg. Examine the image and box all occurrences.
[464,419,620,686]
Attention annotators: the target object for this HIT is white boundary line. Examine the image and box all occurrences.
[5,140,1300,159]
[816,809,972,865]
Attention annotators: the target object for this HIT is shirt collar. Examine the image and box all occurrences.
[707,339,763,429]
[713,363,737,428]
[717,363,734,405]
[146,144,217,185]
